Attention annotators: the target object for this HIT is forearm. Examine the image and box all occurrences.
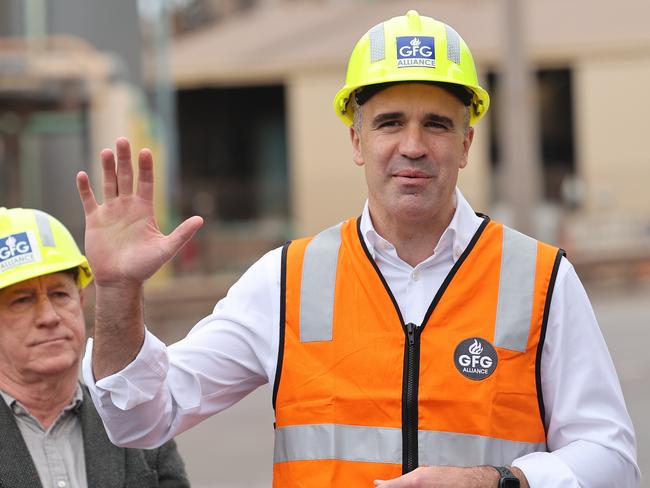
[92,283,146,380]
[374,465,529,487]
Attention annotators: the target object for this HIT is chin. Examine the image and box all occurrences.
[32,357,79,377]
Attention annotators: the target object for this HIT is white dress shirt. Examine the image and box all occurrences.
[83,189,640,487]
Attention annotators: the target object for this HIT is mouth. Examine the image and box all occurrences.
[392,169,432,183]
[30,337,69,347]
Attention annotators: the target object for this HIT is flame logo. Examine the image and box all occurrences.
[410,37,421,47]
[5,236,16,250]
[468,339,483,355]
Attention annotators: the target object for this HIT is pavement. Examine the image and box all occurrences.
[169,280,650,487]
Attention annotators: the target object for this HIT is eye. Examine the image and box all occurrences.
[11,296,32,305]
[425,120,450,130]
[375,119,402,130]
[50,290,72,302]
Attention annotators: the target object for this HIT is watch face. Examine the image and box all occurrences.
[501,477,520,488]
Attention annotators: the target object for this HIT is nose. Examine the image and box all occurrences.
[35,296,60,328]
[399,125,427,160]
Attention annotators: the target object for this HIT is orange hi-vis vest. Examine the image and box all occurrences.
[272,216,564,486]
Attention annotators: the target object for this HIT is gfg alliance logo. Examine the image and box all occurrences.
[454,337,498,381]
[397,36,435,68]
[0,232,40,272]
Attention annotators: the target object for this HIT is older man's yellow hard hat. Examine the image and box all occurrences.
[0,207,93,290]
[334,10,490,126]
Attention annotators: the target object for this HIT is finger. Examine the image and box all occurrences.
[161,216,204,262]
[76,171,98,216]
[115,137,134,196]
[101,149,118,201]
[136,148,154,201]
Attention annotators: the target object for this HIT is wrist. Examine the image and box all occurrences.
[490,465,528,488]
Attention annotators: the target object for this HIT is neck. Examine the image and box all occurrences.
[0,371,79,429]
[368,200,456,267]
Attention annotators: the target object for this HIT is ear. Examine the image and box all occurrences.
[459,126,474,170]
[350,127,365,167]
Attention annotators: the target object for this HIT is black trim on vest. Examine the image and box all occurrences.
[272,242,291,413]
[355,217,406,326]
[419,214,490,331]
[535,248,566,433]
[355,214,491,474]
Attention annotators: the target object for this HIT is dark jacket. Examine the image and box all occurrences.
[0,386,190,487]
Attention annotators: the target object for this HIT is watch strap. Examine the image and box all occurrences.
[491,466,520,487]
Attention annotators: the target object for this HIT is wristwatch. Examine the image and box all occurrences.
[491,466,520,488]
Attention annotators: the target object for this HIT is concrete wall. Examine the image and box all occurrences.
[575,55,650,215]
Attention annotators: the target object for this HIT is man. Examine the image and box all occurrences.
[76,10,639,488]
[0,207,189,487]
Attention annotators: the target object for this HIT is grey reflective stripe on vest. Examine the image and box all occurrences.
[300,223,342,342]
[274,424,545,465]
[418,429,546,467]
[274,424,402,464]
[494,227,538,352]
[369,23,385,63]
[33,210,55,247]
[445,25,461,64]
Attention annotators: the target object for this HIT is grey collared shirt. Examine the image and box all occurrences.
[1,385,87,488]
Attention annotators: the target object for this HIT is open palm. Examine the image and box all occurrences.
[76,137,203,286]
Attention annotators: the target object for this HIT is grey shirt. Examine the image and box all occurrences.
[0,386,87,488]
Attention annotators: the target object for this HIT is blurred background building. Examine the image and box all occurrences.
[1,0,649,486]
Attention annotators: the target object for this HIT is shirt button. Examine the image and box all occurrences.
[412,271,420,281]
[57,482,67,488]
[454,248,461,258]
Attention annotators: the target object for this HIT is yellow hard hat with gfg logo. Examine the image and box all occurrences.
[0,207,93,290]
[333,10,490,127]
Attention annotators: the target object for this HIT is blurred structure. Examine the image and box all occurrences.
[1,0,649,284]
[0,0,171,246]
[169,0,650,284]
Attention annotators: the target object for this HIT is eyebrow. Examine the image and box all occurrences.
[371,112,403,127]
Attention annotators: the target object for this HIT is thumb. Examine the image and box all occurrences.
[162,215,204,260]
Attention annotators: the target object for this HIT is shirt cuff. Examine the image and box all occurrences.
[512,451,579,488]
[82,328,169,410]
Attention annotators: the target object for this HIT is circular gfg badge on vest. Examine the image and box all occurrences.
[454,337,498,380]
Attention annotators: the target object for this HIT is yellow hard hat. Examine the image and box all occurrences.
[0,207,93,290]
[334,10,490,126]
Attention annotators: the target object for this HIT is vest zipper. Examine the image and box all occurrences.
[402,322,421,474]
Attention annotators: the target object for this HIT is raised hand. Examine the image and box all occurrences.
[76,137,203,287]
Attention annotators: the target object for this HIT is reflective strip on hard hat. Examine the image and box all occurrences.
[274,423,546,465]
[34,209,55,247]
[369,23,386,63]
[445,24,461,64]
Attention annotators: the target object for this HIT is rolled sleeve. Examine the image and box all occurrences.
[82,329,169,410]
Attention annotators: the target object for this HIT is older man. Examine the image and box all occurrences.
[0,207,189,487]
[77,10,638,488]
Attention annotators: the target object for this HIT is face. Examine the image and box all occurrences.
[0,272,85,383]
[350,83,474,228]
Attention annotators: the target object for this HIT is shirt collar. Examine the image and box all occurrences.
[359,187,484,263]
[1,383,84,415]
